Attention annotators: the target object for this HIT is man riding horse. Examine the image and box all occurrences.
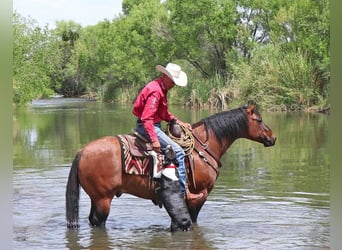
[132,62,204,201]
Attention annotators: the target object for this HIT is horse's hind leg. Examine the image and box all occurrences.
[88,198,111,227]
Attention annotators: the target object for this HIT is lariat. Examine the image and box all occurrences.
[167,123,195,155]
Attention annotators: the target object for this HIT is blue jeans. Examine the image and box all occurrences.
[135,123,186,194]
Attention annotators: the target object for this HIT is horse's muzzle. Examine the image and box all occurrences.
[263,136,276,147]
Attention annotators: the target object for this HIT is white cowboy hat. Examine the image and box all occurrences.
[156,63,188,87]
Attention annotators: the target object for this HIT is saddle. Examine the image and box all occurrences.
[117,124,198,186]
[117,132,162,176]
[123,131,153,157]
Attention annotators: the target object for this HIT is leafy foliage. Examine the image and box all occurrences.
[13,12,61,104]
[231,45,320,110]
[13,0,329,110]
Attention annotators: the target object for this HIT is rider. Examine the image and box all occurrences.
[132,62,204,201]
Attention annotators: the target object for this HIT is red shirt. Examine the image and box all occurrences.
[132,77,175,142]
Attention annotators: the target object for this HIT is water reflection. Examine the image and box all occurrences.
[65,223,216,249]
[66,227,112,250]
[13,99,330,249]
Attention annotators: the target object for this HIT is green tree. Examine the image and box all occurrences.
[231,0,329,109]
[69,25,103,98]
[282,0,329,97]
[13,12,62,105]
[79,0,173,102]
[110,0,169,83]
[165,0,238,78]
[13,0,329,110]
[53,20,83,96]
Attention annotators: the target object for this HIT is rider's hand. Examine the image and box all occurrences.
[152,140,161,153]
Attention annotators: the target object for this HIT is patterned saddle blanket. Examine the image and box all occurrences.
[117,133,162,175]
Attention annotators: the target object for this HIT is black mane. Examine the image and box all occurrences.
[196,106,249,144]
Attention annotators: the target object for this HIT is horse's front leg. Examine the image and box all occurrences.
[186,190,208,223]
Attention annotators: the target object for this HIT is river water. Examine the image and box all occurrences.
[13,98,330,249]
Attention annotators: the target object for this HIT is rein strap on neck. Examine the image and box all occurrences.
[192,132,222,177]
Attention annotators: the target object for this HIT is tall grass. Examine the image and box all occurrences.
[175,73,240,110]
[230,45,326,111]
[170,45,327,111]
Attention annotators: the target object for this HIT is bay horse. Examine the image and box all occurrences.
[66,102,276,230]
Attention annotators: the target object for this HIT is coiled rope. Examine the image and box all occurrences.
[167,123,195,155]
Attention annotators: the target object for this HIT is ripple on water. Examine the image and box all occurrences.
[13,168,330,249]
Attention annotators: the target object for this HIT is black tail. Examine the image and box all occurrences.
[66,152,81,228]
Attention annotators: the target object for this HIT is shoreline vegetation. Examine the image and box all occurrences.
[13,0,329,112]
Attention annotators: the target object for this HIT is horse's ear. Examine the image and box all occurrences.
[247,100,256,106]
[245,100,256,114]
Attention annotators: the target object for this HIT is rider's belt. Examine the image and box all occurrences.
[136,119,160,126]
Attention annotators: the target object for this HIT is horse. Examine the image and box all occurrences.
[66,102,276,231]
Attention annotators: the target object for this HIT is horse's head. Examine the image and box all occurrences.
[244,102,276,147]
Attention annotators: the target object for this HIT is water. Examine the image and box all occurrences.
[13,98,330,249]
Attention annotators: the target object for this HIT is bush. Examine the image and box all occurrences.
[231,45,324,111]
